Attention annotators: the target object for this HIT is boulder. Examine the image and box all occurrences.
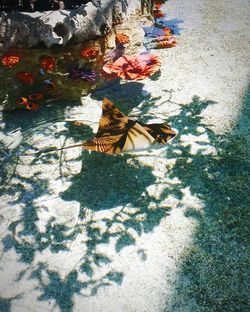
[0,0,141,48]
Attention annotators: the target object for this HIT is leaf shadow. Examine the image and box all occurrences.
[164,92,250,311]
[0,93,228,312]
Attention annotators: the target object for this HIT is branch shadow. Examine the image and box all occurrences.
[166,91,250,311]
[61,151,156,212]
[0,92,230,312]
[91,79,146,115]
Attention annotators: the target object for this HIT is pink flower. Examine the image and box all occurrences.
[102,53,161,80]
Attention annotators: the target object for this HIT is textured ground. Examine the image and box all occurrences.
[0,0,249,311]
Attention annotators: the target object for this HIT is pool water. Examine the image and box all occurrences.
[1,1,249,310]
[0,37,111,112]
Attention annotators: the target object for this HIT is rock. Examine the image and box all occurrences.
[0,0,141,48]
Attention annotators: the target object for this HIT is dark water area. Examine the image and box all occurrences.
[169,88,250,312]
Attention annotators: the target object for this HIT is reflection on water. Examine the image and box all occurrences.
[0,36,110,187]
[0,37,108,111]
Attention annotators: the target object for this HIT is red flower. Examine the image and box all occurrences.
[40,56,57,71]
[26,102,40,111]
[115,33,130,45]
[102,53,161,81]
[16,97,28,106]
[16,72,35,85]
[80,48,99,59]
[154,9,165,18]
[1,55,20,68]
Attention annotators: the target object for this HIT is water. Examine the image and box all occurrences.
[0,37,109,111]
[0,0,249,310]
[0,83,225,311]
[0,36,118,188]
[1,75,248,311]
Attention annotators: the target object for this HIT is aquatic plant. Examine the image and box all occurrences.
[143,25,173,38]
[29,93,44,101]
[25,102,40,111]
[43,80,57,92]
[145,36,177,49]
[15,97,28,106]
[154,9,165,19]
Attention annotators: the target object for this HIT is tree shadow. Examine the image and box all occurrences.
[61,151,156,212]
[0,93,229,312]
[0,296,20,312]
[0,98,82,188]
[166,91,250,311]
[0,85,167,311]
[91,79,146,115]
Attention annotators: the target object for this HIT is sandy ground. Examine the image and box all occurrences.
[0,0,249,311]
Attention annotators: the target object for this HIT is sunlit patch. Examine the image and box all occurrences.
[180,133,217,155]
[16,71,35,85]
[1,55,20,68]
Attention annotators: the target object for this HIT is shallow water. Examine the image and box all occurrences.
[0,58,248,312]
[0,81,223,311]
[0,0,249,311]
[0,37,109,111]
